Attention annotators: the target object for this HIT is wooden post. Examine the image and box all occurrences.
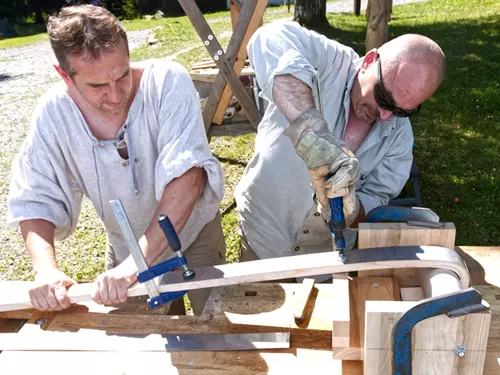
[365,0,391,52]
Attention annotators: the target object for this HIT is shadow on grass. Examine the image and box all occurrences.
[309,14,500,245]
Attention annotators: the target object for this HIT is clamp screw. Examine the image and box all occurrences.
[455,345,467,358]
[183,268,196,281]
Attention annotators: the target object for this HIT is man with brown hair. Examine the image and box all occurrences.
[7,5,226,315]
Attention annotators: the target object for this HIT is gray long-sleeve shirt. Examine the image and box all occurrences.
[7,60,224,265]
[235,20,414,259]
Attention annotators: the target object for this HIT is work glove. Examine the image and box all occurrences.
[284,108,360,226]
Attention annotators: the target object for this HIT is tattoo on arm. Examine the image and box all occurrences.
[272,74,315,122]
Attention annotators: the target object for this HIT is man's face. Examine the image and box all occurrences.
[64,40,133,115]
[352,52,422,123]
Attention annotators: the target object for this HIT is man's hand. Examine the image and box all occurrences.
[284,108,360,222]
[29,267,76,311]
[93,258,138,305]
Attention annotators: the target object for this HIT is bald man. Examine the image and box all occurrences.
[234,20,445,263]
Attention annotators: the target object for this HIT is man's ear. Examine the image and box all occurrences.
[53,65,73,86]
[360,48,378,72]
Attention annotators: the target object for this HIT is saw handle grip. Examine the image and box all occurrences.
[157,214,181,252]
[329,197,346,251]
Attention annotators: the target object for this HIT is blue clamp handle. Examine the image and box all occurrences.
[158,214,181,252]
[329,197,346,251]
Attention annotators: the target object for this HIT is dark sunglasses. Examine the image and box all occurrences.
[374,57,421,118]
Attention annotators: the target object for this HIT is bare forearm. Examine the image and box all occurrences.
[20,219,57,274]
[272,74,315,122]
[138,167,206,265]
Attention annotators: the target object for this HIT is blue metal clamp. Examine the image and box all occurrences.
[392,287,489,375]
[137,214,195,309]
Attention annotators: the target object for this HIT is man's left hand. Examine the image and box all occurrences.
[93,258,138,305]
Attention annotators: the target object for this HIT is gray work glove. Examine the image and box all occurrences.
[284,108,360,226]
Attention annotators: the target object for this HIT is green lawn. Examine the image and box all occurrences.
[1,0,498,284]
[314,0,500,246]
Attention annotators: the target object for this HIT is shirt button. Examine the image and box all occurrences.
[314,213,320,217]
[303,230,309,234]
[294,246,300,251]
[122,160,130,167]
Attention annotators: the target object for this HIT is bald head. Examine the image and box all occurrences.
[377,34,446,108]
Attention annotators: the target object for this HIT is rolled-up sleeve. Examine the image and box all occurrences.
[357,124,414,214]
[154,64,224,205]
[7,114,83,241]
[248,20,352,103]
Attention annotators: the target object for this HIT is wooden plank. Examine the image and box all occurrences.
[358,222,456,284]
[190,66,254,83]
[0,351,363,375]
[333,276,400,360]
[0,246,470,312]
[453,247,500,375]
[202,0,267,129]
[0,328,290,351]
[208,121,256,137]
[332,273,354,359]
[291,278,315,323]
[50,284,334,352]
[364,300,491,375]
[0,318,24,333]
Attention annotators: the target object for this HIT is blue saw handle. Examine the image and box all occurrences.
[329,197,346,250]
[329,197,345,224]
[157,214,181,252]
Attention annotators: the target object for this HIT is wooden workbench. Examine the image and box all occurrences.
[0,246,498,375]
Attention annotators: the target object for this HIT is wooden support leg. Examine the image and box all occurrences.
[176,0,263,133]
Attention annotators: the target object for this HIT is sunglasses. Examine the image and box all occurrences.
[374,57,421,118]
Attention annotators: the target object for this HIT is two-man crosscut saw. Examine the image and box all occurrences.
[0,245,470,313]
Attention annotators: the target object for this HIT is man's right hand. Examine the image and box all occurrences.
[29,268,77,311]
[284,108,360,218]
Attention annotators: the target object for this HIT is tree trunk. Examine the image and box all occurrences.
[365,0,391,52]
[294,0,328,28]
[354,0,361,16]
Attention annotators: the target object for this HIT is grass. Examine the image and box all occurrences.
[312,0,500,246]
[1,0,499,287]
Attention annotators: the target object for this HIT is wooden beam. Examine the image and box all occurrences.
[208,121,256,137]
[357,222,456,284]
[0,246,470,312]
[177,0,262,130]
[0,350,363,375]
[291,278,315,323]
[202,0,268,129]
[332,276,400,360]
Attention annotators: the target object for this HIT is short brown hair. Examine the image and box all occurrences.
[47,5,129,76]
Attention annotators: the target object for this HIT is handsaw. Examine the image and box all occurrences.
[0,245,469,312]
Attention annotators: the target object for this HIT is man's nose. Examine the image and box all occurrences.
[379,108,393,121]
[108,83,121,102]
